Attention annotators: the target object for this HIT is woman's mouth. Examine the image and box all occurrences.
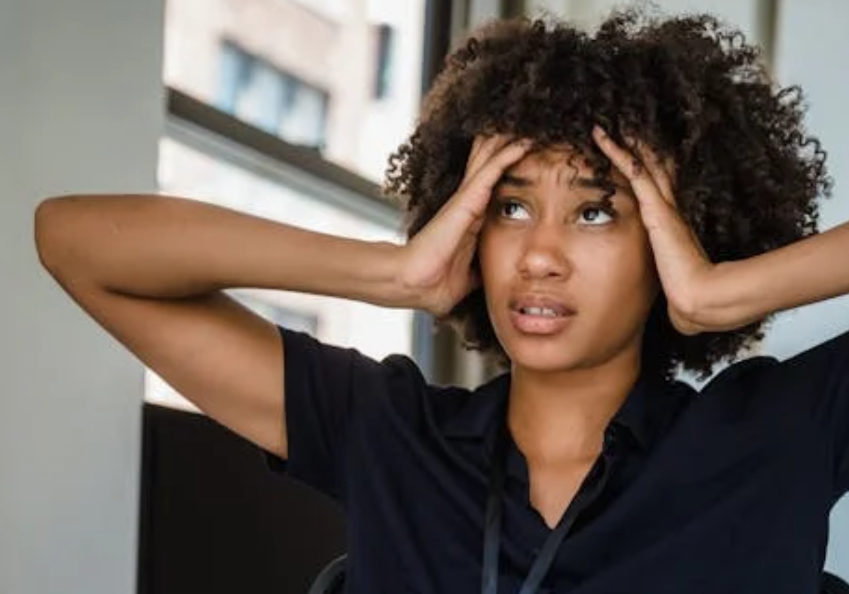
[509,297,576,335]
[518,306,561,317]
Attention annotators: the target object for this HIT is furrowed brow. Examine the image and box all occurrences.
[572,176,631,199]
[572,176,610,190]
[494,173,532,190]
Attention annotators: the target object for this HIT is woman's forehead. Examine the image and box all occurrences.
[505,145,629,189]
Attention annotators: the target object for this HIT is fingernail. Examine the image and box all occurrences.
[593,125,608,138]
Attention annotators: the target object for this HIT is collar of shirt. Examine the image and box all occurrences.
[440,371,692,461]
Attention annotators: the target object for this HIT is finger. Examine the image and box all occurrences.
[592,126,668,211]
[633,140,676,206]
[466,135,513,180]
[466,135,488,170]
[465,134,514,179]
[465,138,532,199]
[445,139,532,224]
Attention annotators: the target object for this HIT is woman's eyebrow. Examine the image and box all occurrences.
[496,173,609,189]
[494,173,532,190]
[572,176,634,197]
[572,176,611,190]
[494,173,634,198]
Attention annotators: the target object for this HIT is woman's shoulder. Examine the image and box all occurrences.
[696,355,780,397]
[695,327,849,392]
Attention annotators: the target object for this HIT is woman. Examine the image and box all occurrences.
[34,8,849,593]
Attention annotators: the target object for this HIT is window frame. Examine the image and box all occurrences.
[161,0,514,382]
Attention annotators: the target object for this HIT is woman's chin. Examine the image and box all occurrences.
[504,342,586,375]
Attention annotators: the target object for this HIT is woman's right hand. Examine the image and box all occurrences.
[395,135,532,317]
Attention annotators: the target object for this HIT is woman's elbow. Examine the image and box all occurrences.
[34,194,84,277]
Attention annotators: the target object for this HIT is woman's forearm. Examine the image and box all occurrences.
[34,194,411,308]
[698,220,849,330]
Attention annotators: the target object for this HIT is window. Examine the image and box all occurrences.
[373,23,396,100]
[155,0,457,408]
[217,42,329,148]
[147,122,414,411]
[163,0,427,181]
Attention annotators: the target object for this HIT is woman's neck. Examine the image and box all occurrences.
[507,352,641,464]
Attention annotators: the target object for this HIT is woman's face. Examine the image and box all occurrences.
[478,147,659,374]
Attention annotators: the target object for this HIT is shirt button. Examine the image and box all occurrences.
[603,426,618,450]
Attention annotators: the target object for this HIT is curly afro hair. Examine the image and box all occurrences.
[384,7,830,380]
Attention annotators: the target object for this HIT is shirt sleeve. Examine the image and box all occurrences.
[778,329,849,499]
[269,326,426,504]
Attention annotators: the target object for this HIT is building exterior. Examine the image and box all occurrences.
[163,0,425,181]
[149,0,428,410]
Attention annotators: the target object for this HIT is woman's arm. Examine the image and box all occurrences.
[35,194,405,305]
[34,194,406,458]
[32,136,529,458]
[592,126,849,334]
[693,221,849,332]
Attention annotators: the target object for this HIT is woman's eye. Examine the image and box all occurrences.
[579,205,615,225]
[499,200,530,220]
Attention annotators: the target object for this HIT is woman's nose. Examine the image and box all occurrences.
[517,222,571,281]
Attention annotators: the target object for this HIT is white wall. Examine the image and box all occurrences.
[0,1,165,593]
[765,0,849,579]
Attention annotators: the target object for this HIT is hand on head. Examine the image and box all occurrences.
[400,126,718,335]
[592,126,714,335]
[397,135,531,318]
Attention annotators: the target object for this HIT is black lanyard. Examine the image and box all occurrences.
[481,421,612,594]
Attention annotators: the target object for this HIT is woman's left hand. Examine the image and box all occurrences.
[592,126,715,335]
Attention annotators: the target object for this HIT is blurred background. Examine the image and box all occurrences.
[2,0,848,593]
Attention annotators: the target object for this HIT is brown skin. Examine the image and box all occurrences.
[480,147,658,375]
[477,146,659,526]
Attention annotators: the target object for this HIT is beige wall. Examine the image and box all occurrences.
[0,0,166,592]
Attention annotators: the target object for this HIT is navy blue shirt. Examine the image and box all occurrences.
[274,327,849,593]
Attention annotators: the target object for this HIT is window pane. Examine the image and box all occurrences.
[147,131,414,410]
[163,0,426,181]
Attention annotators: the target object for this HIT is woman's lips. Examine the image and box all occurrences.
[508,296,576,335]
